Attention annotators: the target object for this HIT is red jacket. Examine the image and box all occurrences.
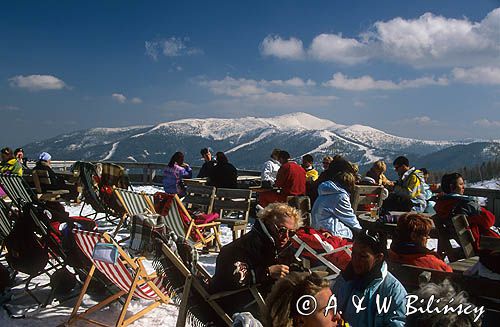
[275,161,306,196]
[389,244,452,272]
[434,194,499,251]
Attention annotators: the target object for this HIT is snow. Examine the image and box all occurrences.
[469,178,500,190]
[102,142,120,160]
[0,186,244,326]
[225,130,275,154]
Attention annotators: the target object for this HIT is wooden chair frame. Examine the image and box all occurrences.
[213,188,252,241]
[69,230,172,327]
[113,187,156,236]
[159,240,266,327]
[350,185,384,214]
[32,169,70,202]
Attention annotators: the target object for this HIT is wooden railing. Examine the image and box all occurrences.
[27,160,261,185]
[464,187,500,223]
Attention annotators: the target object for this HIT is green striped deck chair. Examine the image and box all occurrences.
[162,194,221,250]
[113,187,156,235]
[0,199,13,248]
[0,174,36,209]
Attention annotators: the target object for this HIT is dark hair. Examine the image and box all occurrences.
[302,154,314,164]
[271,148,281,158]
[420,168,428,175]
[200,148,209,156]
[393,156,409,167]
[168,151,184,167]
[355,230,388,257]
[14,148,24,154]
[278,151,290,161]
[441,172,463,194]
[215,151,228,164]
[1,147,13,155]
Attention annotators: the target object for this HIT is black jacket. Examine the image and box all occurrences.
[197,160,216,178]
[207,162,238,189]
[33,161,66,192]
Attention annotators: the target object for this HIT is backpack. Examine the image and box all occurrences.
[5,209,48,275]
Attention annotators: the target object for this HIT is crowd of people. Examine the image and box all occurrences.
[1,144,499,326]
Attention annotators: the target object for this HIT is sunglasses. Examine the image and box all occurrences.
[273,223,296,238]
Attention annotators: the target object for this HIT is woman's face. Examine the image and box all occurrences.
[351,242,382,276]
[300,288,339,327]
[452,177,465,195]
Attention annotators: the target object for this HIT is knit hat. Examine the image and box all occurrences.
[39,152,52,161]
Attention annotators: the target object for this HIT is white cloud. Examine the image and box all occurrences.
[262,8,500,67]
[260,35,305,60]
[145,37,203,60]
[112,93,127,103]
[399,116,440,126]
[473,119,500,128]
[112,93,142,104]
[9,74,68,91]
[199,76,336,108]
[309,34,369,65]
[323,73,448,91]
[452,66,500,85]
[0,105,20,111]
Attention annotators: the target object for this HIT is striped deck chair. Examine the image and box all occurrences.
[0,199,13,251]
[154,194,221,250]
[0,174,36,209]
[113,187,156,236]
[69,230,173,327]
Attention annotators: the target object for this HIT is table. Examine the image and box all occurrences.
[357,212,438,238]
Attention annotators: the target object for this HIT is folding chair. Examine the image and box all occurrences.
[350,185,384,214]
[213,188,252,241]
[31,170,70,202]
[156,237,266,327]
[150,194,222,250]
[113,187,156,236]
[69,230,173,327]
[433,214,475,262]
[291,234,352,280]
[0,174,37,209]
[0,199,13,254]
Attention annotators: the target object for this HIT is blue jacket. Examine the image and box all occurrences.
[311,181,361,239]
[332,261,407,327]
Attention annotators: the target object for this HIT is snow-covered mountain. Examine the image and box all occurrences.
[23,112,499,172]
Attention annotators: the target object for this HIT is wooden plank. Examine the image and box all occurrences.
[213,199,251,211]
[215,188,252,198]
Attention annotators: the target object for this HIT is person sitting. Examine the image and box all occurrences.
[261,148,281,188]
[258,151,306,207]
[162,151,192,197]
[32,152,67,192]
[406,279,482,327]
[197,147,216,178]
[321,155,334,172]
[264,271,344,327]
[332,230,407,327]
[389,213,452,272]
[210,203,301,316]
[311,170,361,240]
[14,147,28,169]
[384,156,426,212]
[207,151,238,189]
[365,160,393,188]
[301,154,318,182]
[0,147,23,176]
[310,156,356,205]
[434,172,499,251]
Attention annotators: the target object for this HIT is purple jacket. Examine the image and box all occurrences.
[163,164,192,196]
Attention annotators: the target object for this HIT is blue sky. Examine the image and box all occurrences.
[1,0,500,146]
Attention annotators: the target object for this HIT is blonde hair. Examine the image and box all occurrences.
[372,160,387,174]
[264,272,330,327]
[258,203,303,230]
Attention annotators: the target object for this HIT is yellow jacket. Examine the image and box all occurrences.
[0,158,23,176]
[305,167,319,182]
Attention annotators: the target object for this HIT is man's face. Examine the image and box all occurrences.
[16,152,23,160]
[203,152,212,162]
[269,216,296,249]
[394,164,407,177]
[301,159,312,169]
[351,242,382,276]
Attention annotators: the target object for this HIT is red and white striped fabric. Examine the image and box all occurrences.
[73,229,168,300]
